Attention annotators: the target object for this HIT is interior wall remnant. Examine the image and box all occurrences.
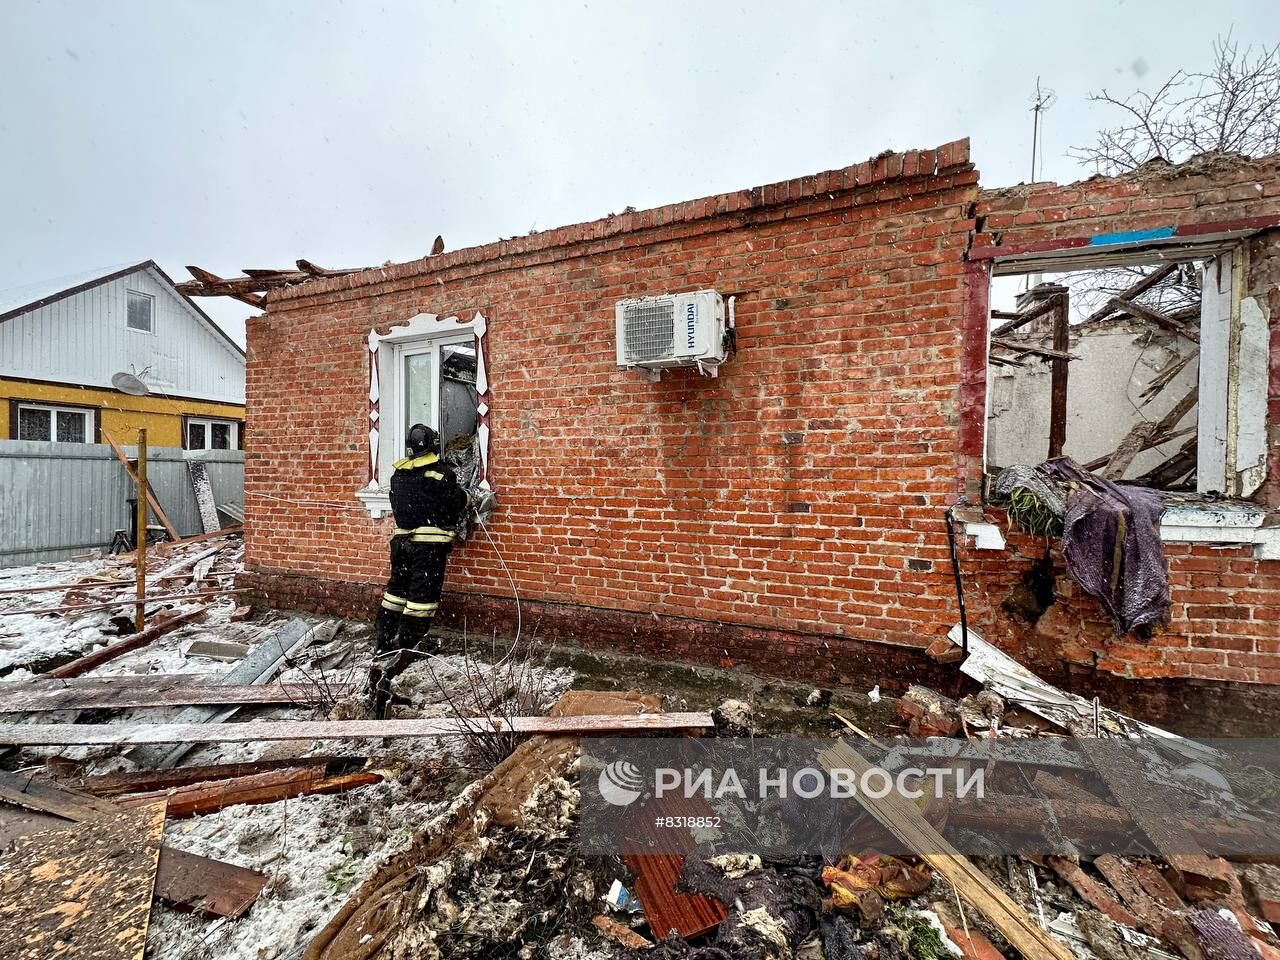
[986,316,1200,481]
[1248,230,1280,506]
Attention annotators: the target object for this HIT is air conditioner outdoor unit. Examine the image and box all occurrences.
[615,289,728,379]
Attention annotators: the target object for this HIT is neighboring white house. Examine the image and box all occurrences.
[0,261,245,447]
[0,261,247,566]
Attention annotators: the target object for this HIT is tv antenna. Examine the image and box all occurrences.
[1029,77,1057,182]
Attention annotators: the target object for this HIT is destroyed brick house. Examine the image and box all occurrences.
[236,138,1280,734]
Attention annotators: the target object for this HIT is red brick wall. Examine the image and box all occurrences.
[961,154,1280,684]
[245,140,980,657]
[243,144,1280,695]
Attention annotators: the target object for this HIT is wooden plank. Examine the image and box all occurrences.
[0,677,353,713]
[0,771,121,820]
[1109,296,1200,343]
[1086,741,1233,895]
[0,801,166,960]
[70,756,360,797]
[819,740,1074,960]
[1084,263,1179,324]
[0,770,267,920]
[115,767,382,819]
[1102,385,1198,480]
[2,589,238,617]
[188,460,222,535]
[127,618,339,770]
[156,846,267,919]
[1048,294,1070,459]
[0,712,716,746]
[0,578,124,596]
[990,337,1077,362]
[990,297,1058,338]
[102,430,179,541]
[43,607,208,679]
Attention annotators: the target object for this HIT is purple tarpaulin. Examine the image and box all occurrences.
[1042,457,1171,638]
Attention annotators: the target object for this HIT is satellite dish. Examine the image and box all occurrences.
[111,371,151,396]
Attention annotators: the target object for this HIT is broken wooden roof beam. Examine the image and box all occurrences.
[0,675,354,713]
[1083,261,1180,324]
[114,765,382,820]
[177,262,367,303]
[1108,295,1201,343]
[0,711,716,746]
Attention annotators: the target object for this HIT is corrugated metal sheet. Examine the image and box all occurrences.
[0,440,243,567]
[0,265,244,404]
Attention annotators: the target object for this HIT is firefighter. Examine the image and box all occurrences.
[371,423,469,717]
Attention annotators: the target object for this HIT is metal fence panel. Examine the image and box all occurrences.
[0,440,243,567]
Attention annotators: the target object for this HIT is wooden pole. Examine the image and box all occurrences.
[1047,294,1070,459]
[135,429,148,632]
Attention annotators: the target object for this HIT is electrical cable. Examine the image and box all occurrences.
[944,503,969,656]
[477,514,521,663]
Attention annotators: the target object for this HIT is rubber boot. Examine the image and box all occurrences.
[370,609,404,718]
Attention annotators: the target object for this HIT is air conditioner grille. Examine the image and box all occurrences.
[622,298,675,363]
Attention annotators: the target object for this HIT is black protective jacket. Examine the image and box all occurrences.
[388,453,469,534]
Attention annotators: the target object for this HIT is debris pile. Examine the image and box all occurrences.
[2,539,1276,960]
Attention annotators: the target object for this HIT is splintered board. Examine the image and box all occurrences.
[0,801,166,960]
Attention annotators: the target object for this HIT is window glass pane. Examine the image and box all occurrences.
[127,291,153,331]
[188,422,206,449]
[439,342,479,453]
[18,408,51,441]
[55,411,86,443]
[403,352,434,446]
[211,422,231,449]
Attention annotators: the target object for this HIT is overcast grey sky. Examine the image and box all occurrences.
[3,1,1277,345]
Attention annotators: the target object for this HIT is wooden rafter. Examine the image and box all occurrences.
[1108,296,1200,343]
[176,262,367,305]
[1083,262,1180,324]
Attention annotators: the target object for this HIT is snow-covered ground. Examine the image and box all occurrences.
[0,542,583,960]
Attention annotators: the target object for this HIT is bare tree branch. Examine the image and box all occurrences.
[1069,36,1280,176]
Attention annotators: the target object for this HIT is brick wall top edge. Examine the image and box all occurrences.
[978,149,1280,205]
[267,137,972,306]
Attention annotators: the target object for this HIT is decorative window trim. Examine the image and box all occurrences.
[355,310,491,519]
[9,399,99,444]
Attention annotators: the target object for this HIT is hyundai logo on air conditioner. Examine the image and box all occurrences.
[686,302,697,349]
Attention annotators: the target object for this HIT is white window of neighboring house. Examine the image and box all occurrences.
[15,403,94,443]
[186,418,239,450]
[127,290,154,332]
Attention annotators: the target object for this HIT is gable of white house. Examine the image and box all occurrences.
[0,266,244,404]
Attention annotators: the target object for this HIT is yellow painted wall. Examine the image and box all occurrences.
[1,378,244,448]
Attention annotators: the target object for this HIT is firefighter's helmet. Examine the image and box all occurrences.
[406,423,440,456]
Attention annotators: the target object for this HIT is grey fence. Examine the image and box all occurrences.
[0,440,243,568]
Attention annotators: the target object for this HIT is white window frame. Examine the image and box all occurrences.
[356,311,491,518]
[126,289,155,333]
[185,417,239,451]
[385,333,473,471]
[15,402,95,444]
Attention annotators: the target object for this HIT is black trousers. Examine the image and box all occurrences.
[371,537,451,712]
